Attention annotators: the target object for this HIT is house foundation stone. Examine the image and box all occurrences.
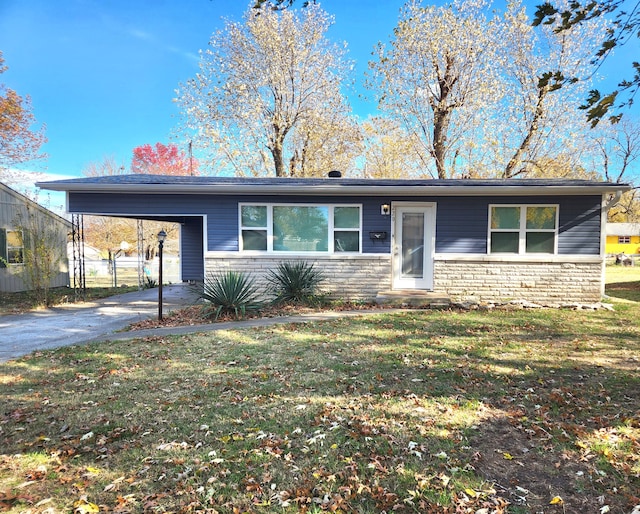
[205,254,391,300]
[433,259,603,305]
[205,255,603,305]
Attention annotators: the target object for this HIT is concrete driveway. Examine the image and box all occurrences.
[0,284,198,363]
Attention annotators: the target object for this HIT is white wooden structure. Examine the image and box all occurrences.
[0,182,71,292]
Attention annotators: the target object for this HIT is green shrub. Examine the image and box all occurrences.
[195,271,263,320]
[267,261,325,305]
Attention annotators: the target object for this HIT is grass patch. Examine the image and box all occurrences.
[605,264,640,303]
[0,266,638,512]
[0,286,139,315]
[1,304,638,513]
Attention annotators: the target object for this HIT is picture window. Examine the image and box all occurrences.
[240,204,361,253]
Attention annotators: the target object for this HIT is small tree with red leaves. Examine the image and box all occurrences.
[131,142,198,176]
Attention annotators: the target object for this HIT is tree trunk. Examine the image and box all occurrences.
[272,143,286,177]
[504,84,549,179]
[432,107,449,179]
[431,55,456,179]
[271,121,290,177]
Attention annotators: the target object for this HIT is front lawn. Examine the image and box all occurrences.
[0,286,139,315]
[1,296,638,512]
[606,264,640,303]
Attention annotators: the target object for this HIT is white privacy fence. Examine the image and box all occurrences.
[83,256,181,287]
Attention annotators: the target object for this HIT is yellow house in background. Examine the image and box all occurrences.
[606,223,640,255]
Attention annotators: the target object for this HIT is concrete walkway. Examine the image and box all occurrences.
[0,284,390,363]
[0,284,198,363]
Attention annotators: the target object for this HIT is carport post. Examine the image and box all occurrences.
[157,230,167,321]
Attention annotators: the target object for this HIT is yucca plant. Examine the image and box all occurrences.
[194,271,264,320]
[267,260,325,305]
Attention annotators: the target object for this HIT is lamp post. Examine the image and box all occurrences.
[157,229,167,321]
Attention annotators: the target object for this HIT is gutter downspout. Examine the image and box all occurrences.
[604,190,622,212]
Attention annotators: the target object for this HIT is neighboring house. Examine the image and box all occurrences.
[1,182,71,293]
[37,175,629,305]
[67,241,103,261]
[605,223,640,256]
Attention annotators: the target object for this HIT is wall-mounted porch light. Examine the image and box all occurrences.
[381,204,390,216]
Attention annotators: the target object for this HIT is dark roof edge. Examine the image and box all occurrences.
[36,181,631,196]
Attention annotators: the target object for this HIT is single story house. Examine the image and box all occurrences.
[1,181,71,293]
[37,175,629,305]
[605,222,640,256]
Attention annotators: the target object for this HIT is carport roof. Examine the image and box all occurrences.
[37,174,630,197]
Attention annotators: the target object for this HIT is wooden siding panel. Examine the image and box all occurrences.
[1,187,70,292]
[0,266,26,292]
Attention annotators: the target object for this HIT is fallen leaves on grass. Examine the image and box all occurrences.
[1,309,638,513]
[73,497,100,513]
[127,301,388,331]
[127,304,208,330]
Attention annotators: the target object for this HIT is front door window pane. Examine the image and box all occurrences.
[402,213,424,277]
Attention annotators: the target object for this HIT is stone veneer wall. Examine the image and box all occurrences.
[205,254,391,300]
[433,259,603,305]
[205,255,604,305]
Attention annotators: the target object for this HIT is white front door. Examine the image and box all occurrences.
[392,203,436,290]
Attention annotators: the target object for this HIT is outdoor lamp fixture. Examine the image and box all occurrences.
[157,229,167,321]
[381,204,390,216]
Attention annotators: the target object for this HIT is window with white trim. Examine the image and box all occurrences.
[489,205,558,254]
[618,236,631,244]
[240,204,361,253]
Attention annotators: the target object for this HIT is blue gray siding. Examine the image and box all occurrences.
[435,197,488,253]
[68,192,603,260]
[181,218,204,281]
[203,196,392,254]
[433,195,602,255]
[557,196,602,254]
[68,194,395,254]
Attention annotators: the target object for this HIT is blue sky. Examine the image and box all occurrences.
[0,0,634,189]
[0,0,409,182]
